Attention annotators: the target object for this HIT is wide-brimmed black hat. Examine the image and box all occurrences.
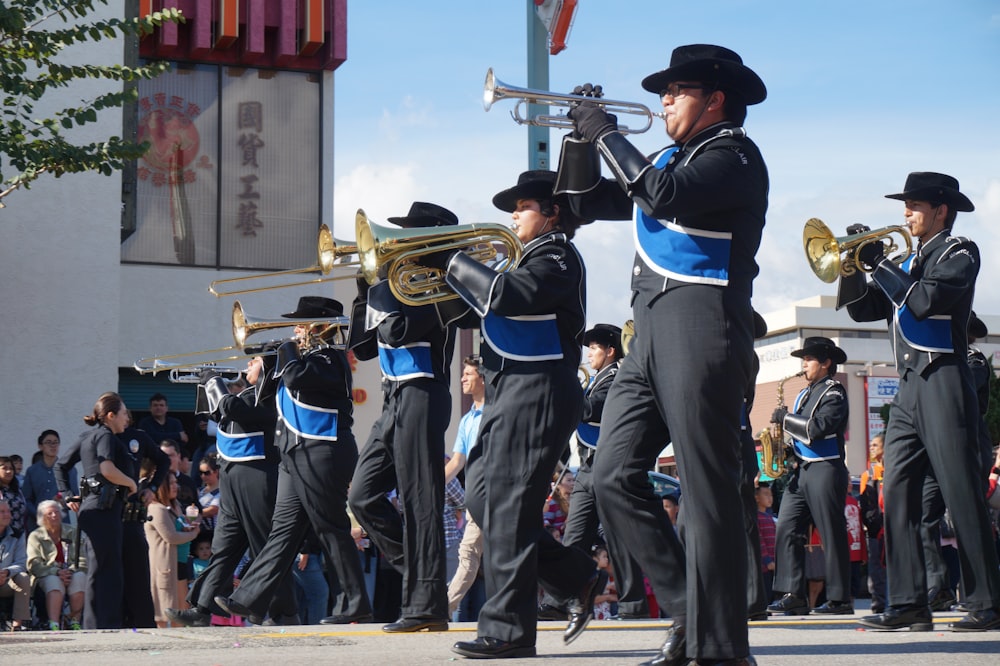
[884,172,974,213]
[492,170,560,213]
[583,323,623,354]
[282,296,344,319]
[969,311,988,340]
[387,201,459,228]
[791,336,847,365]
[641,44,766,105]
[753,310,768,340]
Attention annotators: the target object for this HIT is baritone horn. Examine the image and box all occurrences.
[208,224,358,297]
[483,68,664,135]
[356,209,523,307]
[803,217,913,284]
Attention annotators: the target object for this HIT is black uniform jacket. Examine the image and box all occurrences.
[582,360,619,426]
[783,377,848,462]
[215,384,279,464]
[274,345,354,452]
[56,425,130,496]
[840,229,979,376]
[117,427,170,494]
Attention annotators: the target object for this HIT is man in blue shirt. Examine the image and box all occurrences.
[22,430,78,529]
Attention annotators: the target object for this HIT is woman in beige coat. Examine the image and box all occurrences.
[27,499,88,629]
[145,474,199,626]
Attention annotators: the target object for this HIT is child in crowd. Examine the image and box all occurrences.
[191,536,213,581]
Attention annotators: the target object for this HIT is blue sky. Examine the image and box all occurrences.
[330,1,1000,326]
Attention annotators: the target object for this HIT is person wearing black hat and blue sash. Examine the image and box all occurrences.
[423,172,604,658]
[215,296,372,626]
[347,203,467,634]
[766,337,851,618]
[840,172,1000,632]
[557,44,768,665]
[169,344,298,627]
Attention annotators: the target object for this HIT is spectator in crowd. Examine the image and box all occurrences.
[27,499,86,630]
[196,452,222,534]
[543,469,574,540]
[804,525,826,610]
[592,546,618,620]
[844,480,867,601]
[293,528,330,625]
[145,474,200,627]
[443,459,466,582]
[22,430,78,530]
[160,439,200,513]
[860,434,886,613]
[661,493,680,532]
[139,393,189,450]
[756,484,776,605]
[0,457,29,538]
[190,536,213,581]
[10,455,25,487]
[0,498,30,631]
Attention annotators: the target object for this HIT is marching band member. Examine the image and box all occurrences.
[216,296,372,625]
[425,171,603,659]
[559,44,768,665]
[767,337,852,617]
[348,203,466,632]
[843,173,1000,632]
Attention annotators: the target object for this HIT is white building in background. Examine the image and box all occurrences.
[0,2,470,464]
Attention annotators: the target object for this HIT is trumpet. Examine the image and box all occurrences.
[356,209,523,307]
[483,68,665,135]
[803,218,913,284]
[133,301,349,375]
[208,224,358,297]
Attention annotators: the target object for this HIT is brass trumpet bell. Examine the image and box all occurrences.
[231,300,349,348]
[208,224,359,297]
[355,209,523,306]
[803,217,913,283]
[483,68,664,135]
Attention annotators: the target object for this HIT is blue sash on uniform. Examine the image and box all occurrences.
[216,429,266,462]
[481,312,563,361]
[790,388,839,461]
[894,254,953,353]
[276,385,338,441]
[633,147,732,285]
[576,421,600,448]
[378,342,434,381]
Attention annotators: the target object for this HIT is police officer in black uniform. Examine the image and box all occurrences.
[347,202,465,633]
[842,172,1000,632]
[117,421,170,628]
[766,337,852,616]
[216,297,372,625]
[560,44,768,665]
[427,171,603,659]
[56,392,139,629]
[169,346,297,626]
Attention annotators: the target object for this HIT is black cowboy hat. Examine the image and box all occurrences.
[583,323,623,353]
[969,311,988,340]
[641,44,766,105]
[387,201,459,228]
[884,172,974,213]
[791,336,847,365]
[282,296,344,319]
[753,311,768,340]
[492,170,560,213]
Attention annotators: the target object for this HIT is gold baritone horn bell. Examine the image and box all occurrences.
[803,217,913,284]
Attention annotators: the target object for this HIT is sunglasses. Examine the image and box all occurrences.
[199,469,214,476]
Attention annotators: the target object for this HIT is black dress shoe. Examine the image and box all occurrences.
[639,624,689,666]
[951,601,971,613]
[747,612,768,622]
[382,617,448,633]
[857,605,932,631]
[811,600,854,615]
[929,588,957,612]
[214,595,265,625]
[166,607,211,627]
[262,613,301,627]
[564,569,608,645]
[537,603,567,621]
[695,657,757,665]
[320,612,374,625]
[452,636,536,659]
[949,608,1000,632]
[767,593,808,616]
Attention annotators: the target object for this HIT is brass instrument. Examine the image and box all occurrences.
[578,364,591,388]
[757,371,805,478]
[621,319,635,356]
[803,218,913,284]
[208,224,359,297]
[356,209,523,306]
[133,301,348,375]
[483,68,665,135]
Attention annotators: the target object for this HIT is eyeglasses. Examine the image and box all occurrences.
[659,83,709,101]
[42,441,60,446]
[199,469,214,476]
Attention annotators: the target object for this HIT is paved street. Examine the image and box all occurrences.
[2,611,998,665]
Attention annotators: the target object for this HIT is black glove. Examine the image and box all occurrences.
[355,273,370,301]
[856,240,886,270]
[419,249,458,273]
[198,369,221,384]
[846,223,871,235]
[771,407,788,425]
[567,102,618,143]
[204,376,229,415]
[275,340,301,374]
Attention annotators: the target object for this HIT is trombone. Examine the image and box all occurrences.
[133,301,349,375]
[803,218,913,283]
[208,224,358,297]
[483,67,665,135]
[355,209,523,307]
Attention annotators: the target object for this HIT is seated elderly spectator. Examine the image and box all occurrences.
[0,498,30,630]
[27,500,87,630]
